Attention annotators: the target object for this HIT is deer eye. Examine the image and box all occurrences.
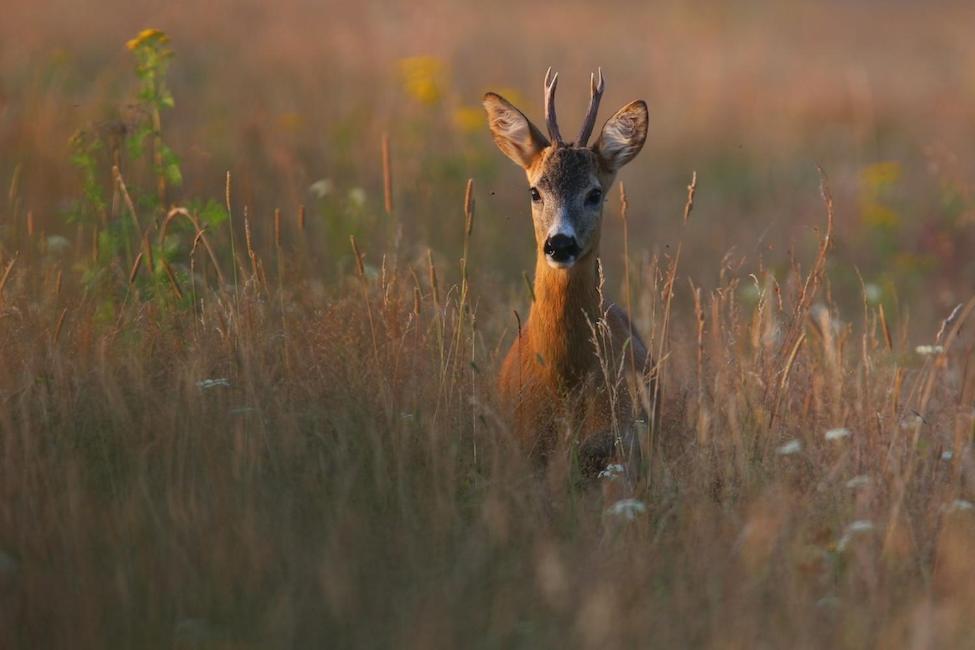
[530,187,542,203]
[585,188,603,206]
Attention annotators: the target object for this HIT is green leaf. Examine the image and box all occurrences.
[199,200,228,227]
[160,145,182,187]
[126,124,153,160]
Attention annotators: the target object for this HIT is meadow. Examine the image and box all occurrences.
[2,0,975,647]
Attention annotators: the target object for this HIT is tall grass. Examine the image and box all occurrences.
[1,3,975,647]
[1,157,974,646]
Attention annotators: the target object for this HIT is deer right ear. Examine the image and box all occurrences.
[593,100,649,173]
[483,93,549,169]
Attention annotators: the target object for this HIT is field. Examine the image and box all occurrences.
[2,0,975,647]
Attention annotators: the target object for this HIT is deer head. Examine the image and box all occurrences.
[483,68,649,270]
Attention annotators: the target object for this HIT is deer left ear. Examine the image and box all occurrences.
[483,92,550,170]
[593,100,649,173]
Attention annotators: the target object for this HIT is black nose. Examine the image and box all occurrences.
[544,234,580,263]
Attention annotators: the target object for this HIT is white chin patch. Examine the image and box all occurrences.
[545,255,577,270]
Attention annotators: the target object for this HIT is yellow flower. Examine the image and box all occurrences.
[859,161,902,229]
[399,56,445,105]
[452,106,483,133]
[126,28,169,51]
[860,161,900,192]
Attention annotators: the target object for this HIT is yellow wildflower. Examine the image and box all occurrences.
[126,28,169,51]
[399,56,445,105]
[860,161,900,191]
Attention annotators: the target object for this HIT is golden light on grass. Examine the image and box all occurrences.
[1,8,975,649]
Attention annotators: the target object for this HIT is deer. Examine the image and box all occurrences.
[483,68,654,482]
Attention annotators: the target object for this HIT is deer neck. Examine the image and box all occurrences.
[526,251,602,382]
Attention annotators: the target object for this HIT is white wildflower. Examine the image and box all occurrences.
[941,450,954,461]
[837,520,875,551]
[776,439,802,455]
[197,378,230,390]
[845,475,871,489]
[309,178,333,198]
[598,464,625,481]
[864,283,882,304]
[46,235,72,254]
[605,498,647,521]
[915,345,945,356]
[947,499,974,512]
[348,187,367,207]
[899,413,924,429]
[825,427,851,441]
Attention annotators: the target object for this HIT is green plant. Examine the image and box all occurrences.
[126,28,181,207]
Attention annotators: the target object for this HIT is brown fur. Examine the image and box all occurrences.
[498,250,651,474]
[484,78,652,476]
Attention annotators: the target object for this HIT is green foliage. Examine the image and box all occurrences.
[62,29,220,311]
[66,130,106,223]
[158,142,182,187]
[128,29,175,111]
[194,198,230,228]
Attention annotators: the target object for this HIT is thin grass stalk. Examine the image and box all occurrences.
[451,179,475,398]
[159,207,226,286]
[128,252,144,285]
[884,297,975,556]
[0,255,17,305]
[243,208,258,281]
[650,172,696,459]
[690,279,707,443]
[162,259,183,300]
[350,235,383,399]
[522,271,535,303]
[426,249,446,387]
[764,168,834,429]
[273,207,289,364]
[470,310,478,466]
[52,306,68,345]
[781,166,834,364]
[112,166,143,234]
[619,183,639,402]
[226,171,240,312]
[141,233,154,277]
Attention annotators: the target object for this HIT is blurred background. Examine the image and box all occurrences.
[2,0,974,332]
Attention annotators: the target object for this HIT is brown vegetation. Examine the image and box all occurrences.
[1,1,975,648]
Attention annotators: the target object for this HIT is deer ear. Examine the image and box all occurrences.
[483,92,549,169]
[593,100,648,173]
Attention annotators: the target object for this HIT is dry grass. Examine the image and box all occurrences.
[2,167,974,647]
[2,1,975,648]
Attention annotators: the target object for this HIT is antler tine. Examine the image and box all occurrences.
[577,68,604,147]
[544,66,563,146]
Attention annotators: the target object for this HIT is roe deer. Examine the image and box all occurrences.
[483,68,654,480]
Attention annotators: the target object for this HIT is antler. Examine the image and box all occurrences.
[576,68,604,147]
[544,67,563,146]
